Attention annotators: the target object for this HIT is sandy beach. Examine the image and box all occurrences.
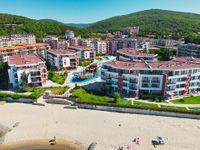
[0,103,200,150]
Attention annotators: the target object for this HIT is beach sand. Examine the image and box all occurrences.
[0,103,200,150]
[0,139,86,150]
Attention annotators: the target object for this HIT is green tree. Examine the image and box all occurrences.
[0,62,9,90]
[114,92,120,103]
[20,71,29,89]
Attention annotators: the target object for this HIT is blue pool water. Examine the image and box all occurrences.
[102,56,109,60]
[70,56,115,84]
[70,68,101,83]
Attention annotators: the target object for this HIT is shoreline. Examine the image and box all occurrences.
[0,139,86,150]
[0,103,200,150]
[0,124,11,145]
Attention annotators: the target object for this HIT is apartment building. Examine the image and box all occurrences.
[107,38,149,55]
[91,40,107,55]
[0,43,51,62]
[69,37,81,46]
[117,48,158,62]
[69,38,107,55]
[0,34,36,47]
[177,43,200,58]
[47,49,78,70]
[43,36,69,49]
[8,54,47,88]
[101,58,200,99]
[65,30,75,39]
[152,39,183,48]
[123,26,140,37]
[68,45,96,61]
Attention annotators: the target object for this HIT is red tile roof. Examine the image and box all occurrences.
[117,48,157,57]
[48,49,76,55]
[150,61,200,69]
[68,45,94,51]
[0,43,50,51]
[104,60,148,69]
[104,60,200,70]
[8,54,44,66]
[174,57,200,64]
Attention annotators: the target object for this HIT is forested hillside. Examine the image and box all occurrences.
[0,14,104,39]
[88,9,200,40]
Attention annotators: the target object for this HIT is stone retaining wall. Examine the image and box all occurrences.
[77,103,200,119]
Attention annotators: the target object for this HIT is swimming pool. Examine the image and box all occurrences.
[70,56,115,84]
[70,68,101,83]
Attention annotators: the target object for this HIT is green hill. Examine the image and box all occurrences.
[88,9,200,39]
[0,14,102,39]
[67,23,92,29]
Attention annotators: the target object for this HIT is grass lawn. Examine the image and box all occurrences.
[127,100,159,109]
[188,107,200,112]
[27,86,70,99]
[160,105,188,111]
[71,88,200,114]
[0,86,70,100]
[72,88,113,104]
[171,96,200,104]
[79,60,92,67]
[95,57,103,61]
[72,88,159,109]
[48,71,67,85]
[0,92,33,100]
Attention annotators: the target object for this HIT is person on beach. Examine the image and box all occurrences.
[136,138,140,145]
[127,144,131,150]
[49,136,56,145]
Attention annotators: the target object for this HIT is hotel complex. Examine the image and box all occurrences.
[107,38,149,55]
[47,49,78,70]
[0,43,51,62]
[117,48,158,62]
[0,34,36,47]
[177,43,200,58]
[101,53,200,99]
[1,32,200,100]
[68,45,96,61]
[8,54,47,88]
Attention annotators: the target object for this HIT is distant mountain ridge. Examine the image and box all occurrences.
[1,9,200,40]
[67,23,92,29]
[88,9,200,39]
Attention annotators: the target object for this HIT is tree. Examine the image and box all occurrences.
[20,71,29,89]
[0,62,9,90]
[114,92,120,103]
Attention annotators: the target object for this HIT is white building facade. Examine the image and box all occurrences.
[101,58,200,99]
[47,49,79,70]
[8,54,47,88]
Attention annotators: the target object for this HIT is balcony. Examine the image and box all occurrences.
[130,79,138,83]
[30,71,41,77]
[142,80,150,83]
[151,80,160,83]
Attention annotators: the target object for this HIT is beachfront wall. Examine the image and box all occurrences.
[77,103,200,120]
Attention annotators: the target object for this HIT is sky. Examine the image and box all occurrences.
[0,0,199,23]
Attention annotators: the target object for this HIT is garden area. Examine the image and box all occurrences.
[171,96,200,104]
[95,57,103,61]
[79,60,92,67]
[72,88,163,109]
[48,70,68,85]
[71,87,200,114]
[0,86,69,101]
